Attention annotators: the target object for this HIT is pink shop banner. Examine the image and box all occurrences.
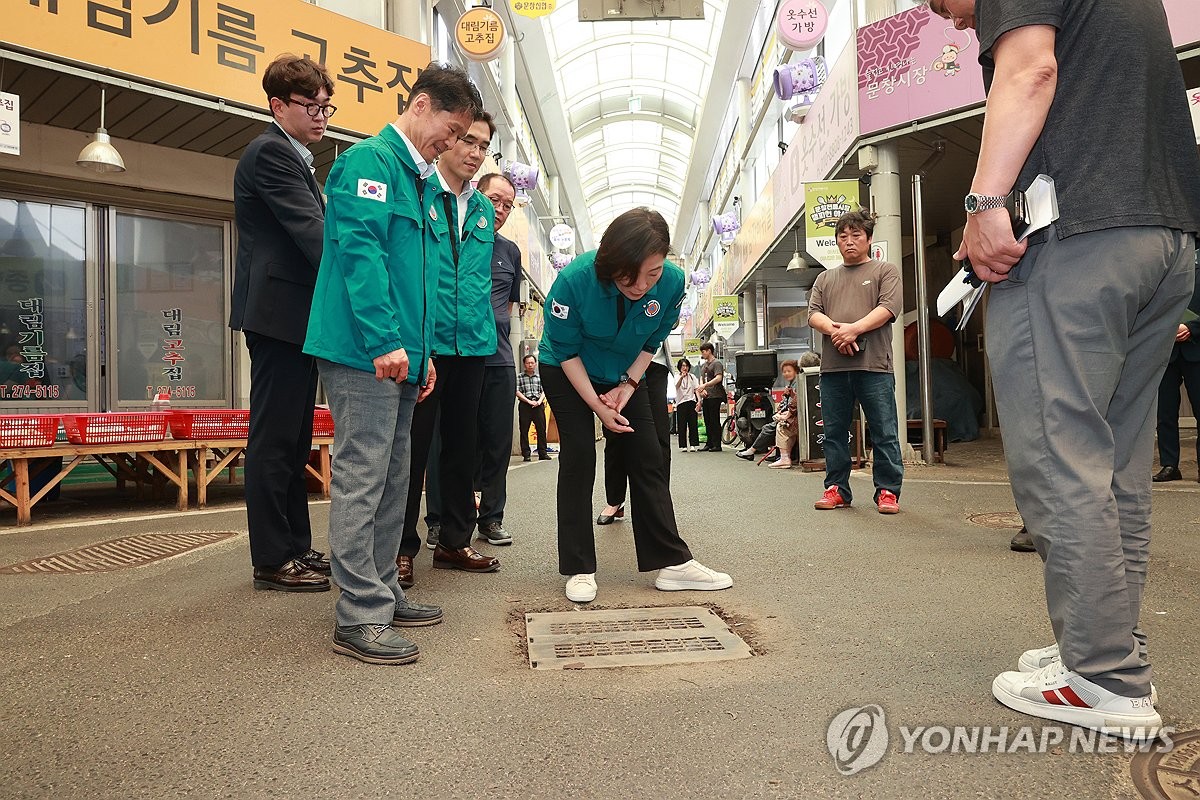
[857,5,985,135]
[1164,0,1200,48]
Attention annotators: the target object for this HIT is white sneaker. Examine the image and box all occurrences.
[1018,643,1061,672]
[654,560,733,592]
[992,660,1161,738]
[1019,643,1158,705]
[565,573,597,603]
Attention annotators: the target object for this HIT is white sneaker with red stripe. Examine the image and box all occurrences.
[992,660,1161,738]
[1018,643,1159,706]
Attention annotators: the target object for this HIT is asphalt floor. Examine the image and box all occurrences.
[0,432,1197,799]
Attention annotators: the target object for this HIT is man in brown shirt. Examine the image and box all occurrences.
[807,210,904,514]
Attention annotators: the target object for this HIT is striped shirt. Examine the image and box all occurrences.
[273,121,314,173]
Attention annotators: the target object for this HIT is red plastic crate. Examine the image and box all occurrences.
[0,415,61,448]
[167,409,250,439]
[313,408,334,437]
[61,413,168,445]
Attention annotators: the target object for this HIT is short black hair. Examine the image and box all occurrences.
[475,109,497,140]
[478,173,515,194]
[594,207,671,286]
[676,357,692,371]
[522,354,537,364]
[408,61,480,116]
[835,209,877,239]
[262,54,333,102]
[700,343,715,355]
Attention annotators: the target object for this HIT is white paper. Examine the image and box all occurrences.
[936,174,1059,329]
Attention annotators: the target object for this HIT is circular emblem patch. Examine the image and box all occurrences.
[645,300,661,317]
[477,216,488,228]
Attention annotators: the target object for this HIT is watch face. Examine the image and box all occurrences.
[964,194,979,214]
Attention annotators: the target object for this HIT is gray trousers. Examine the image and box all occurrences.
[987,225,1194,697]
[317,359,418,627]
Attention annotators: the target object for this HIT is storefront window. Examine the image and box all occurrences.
[112,212,228,406]
[0,199,87,405]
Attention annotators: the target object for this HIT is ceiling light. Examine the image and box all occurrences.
[76,86,125,173]
[786,229,803,271]
[628,95,642,113]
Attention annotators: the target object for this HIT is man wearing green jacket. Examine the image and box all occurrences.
[304,63,481,666]
[398,110,501,587]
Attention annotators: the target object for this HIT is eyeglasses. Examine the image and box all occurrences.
[485,194,514,212]
[285,97,337,118]
[457,135,491,155]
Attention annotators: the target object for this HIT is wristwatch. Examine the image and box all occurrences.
[618,373,640,389]
[964,192,1010,215]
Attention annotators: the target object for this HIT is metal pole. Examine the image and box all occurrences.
[912,173,934,464]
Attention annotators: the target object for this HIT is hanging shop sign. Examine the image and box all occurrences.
[548,223,574,250]
[777,0,828,51]
[511,0,558,18]
[684,338,703,358]
[0,93,20,156]
[455,7,506,63]
[712,295,740,339]
[804,179,860,269]
[9,0,429,138]
[856,6,985,136]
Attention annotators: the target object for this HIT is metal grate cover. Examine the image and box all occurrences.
[0,532,237,574]
[526,606,752,670]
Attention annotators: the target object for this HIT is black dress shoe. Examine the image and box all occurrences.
[596,505,625,525]
[332,624,419,665]
[392,598,443,627]
[1153,465,1182,482]
[253,559,331,592]
[1009,526,1036,553]
[297,548,331,575]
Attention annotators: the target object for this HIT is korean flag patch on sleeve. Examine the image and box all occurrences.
[551,300,570,320]
[357,179,388,202]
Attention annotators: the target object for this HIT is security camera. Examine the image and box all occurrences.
[786,103,810,124]
[778,141,788,154]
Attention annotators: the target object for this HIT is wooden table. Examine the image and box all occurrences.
[0,436,334,526]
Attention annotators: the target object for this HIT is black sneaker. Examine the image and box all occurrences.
[477,521,513,546]
[332,624,419,665]
[392,598,443,627]
[425,525,441,551]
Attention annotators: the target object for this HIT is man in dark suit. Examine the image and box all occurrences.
[230,55,334,592]
[1154,261,1200,483]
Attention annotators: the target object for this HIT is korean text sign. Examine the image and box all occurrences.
[856,5,985,136]
[11,0,430,137]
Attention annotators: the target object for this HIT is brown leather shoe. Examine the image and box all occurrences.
[253,559,331,592]
[432,545,500,573]
[396,554,415,589]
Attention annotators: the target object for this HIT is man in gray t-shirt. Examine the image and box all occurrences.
[807,210,904,514]
[926,0,1200,736]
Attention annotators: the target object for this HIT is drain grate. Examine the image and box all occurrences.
[967,511,1024,529]
[0,532,238,574]
[526,606,752,670]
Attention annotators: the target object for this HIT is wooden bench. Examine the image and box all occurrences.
[906,418,948,463]
[0,436,333,526]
